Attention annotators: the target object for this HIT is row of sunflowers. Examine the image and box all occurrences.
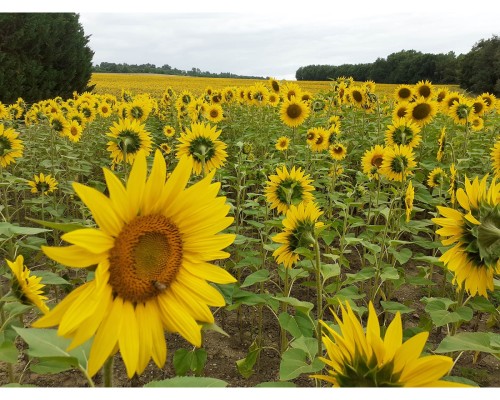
[0,75,499,387]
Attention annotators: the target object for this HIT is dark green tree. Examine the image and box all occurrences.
[0,13,94,104]
[459,35,500,96]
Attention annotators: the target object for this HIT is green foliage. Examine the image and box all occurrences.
[459,35,500,96]
[0,13,94,103]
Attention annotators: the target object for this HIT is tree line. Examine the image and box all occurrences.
[296,35,500,96]
[92,62,266,80]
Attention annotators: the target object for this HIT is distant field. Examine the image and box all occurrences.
[90,72,461,99]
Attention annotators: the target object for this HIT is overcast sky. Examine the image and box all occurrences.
[8,0,500,80]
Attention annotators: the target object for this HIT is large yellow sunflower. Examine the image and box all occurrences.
[384,118,422,149]
[361,144,386,180]
[392,101,410,120]
[63,120,83,143]
[27,173,58,195]
[33,150,236,378]
[203,103,224,124]
[0,124,24,167]
[272,201,323,268]
[433,175,500,297]
[6,255,49,314]
[176,122,228,176]
[407,97,438,126]
[379,145,417,182]
[107,118,152,165]
[312,302,469,387]
[264,165,315,215]
[279,97,310,128]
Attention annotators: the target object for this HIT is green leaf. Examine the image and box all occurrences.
[291,336,319,361]
[388,247,412,265]
[273,296,314,314]
[468,296,497,313]
[201,322,230,338]
[236,340,261,379]
[173,348,207,376]
[380,301,414,315]
[31,270,70,285]
[320,263,340,281]
[26,218,87,233]
[13,327,90,372]
[30,358,79,374]
[278,311,315,339]
[380,266,400,281]
[279,348,324,381]
[144,377,228,387]
[435,332,500,358]
[0,222,50,237]
[0,340,19,363]
[360,240,381,253]
[240,269,270,288]
[344,267,376,284]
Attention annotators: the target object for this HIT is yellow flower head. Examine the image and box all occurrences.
[280,97,310,128]
[176,122,228,176]
[33,150,236,378]
[264,165,315,215]
[433,175,500,297]
[275,136,290,151]
[312,301,469,387]
[6,255,49,314]
[0,124,24,167]
[27,173,58,195]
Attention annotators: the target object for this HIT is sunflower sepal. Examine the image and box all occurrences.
[476,211,500,267]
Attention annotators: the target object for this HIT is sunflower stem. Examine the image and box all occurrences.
[280,265,290,354]
[313,237,323,357]
[102,356,114,387]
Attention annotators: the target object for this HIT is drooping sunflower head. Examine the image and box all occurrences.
[448,163,458,205]
[408,97,437,127]
[361,144,386,180]
[312,301,469,387]
[437,127,446,162]
[176,122,228,176]
[49,113,69,134]
[405,180,415,222]
[275,136,290,151]
[107,118,153,165]
[435,87,449,104]
[280,97,310,128]
[272,201,323,268]
[6,255,49,314]
[329,142,347,161]
[394,84,414,102]
[264,165,315,215]
[0,124,24,168]
[34,150,236,378]
[427,167,447,188]
[490,141,500,178]
[328,115,342,131]
[443,92,463,111]
[384,118,422,149]
[28,172,58,195]
[433,175,500,297]
[159,142,172,155]
[379,145,417,182]
[251,83,270,106]
[269,77,280,93]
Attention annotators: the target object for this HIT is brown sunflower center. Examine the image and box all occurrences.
[398,88,411,99]
[286,103,302,119]
[210,109,219,118]
[418,86,431,98]
[352,90,363,103]
[108,214,183,303]
[371,155,383,168]
[412,103,431,120]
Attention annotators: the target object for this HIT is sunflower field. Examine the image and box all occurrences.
[0,74,499,388]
